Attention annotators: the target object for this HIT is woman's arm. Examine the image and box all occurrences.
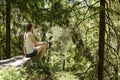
[23,33,27,54]
[23,46,26,54]
[28,33,39,46]
[29,33,48,47]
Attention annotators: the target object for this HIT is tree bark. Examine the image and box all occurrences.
[98,0,105,80]
[6,0,11,58]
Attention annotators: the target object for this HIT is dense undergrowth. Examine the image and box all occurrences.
[0,66,79,80]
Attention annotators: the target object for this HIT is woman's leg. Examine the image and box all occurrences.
[36,43,47,61]
[37,42,48,47]
[38,44,47,60]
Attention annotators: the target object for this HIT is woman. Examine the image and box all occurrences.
[23,22,47,62]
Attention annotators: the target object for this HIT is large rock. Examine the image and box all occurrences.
[0,55,31,70]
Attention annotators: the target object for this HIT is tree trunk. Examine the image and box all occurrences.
[63,60,65,71]
[98,0,105,80]
[115,64,118,80]
[6,0,11,58]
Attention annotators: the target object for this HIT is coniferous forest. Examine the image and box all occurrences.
[0,0,120,80]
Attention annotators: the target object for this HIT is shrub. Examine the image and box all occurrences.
[0,67,28,80]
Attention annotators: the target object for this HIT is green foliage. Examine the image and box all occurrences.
[0,0,120,79]
[0,24,6,59]
[54,72,79,80]
[0,67,28,80]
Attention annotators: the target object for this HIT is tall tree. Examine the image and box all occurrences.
[98,0,105,80]
[6,0,11,58]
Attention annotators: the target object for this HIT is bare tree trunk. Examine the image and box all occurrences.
[63,60,65,71]
[6,0,11,58]
[98,0,105,80]
[0,45,2,60]
[115,64,118,80]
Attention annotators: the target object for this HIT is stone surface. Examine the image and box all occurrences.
[0,55,31,70]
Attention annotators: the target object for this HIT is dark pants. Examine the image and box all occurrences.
[26,49,37,57]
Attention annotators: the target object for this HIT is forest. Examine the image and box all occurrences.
[0,0,120,80]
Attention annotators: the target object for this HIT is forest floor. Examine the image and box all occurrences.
[27,63,79,80]
[0,56,79,80]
